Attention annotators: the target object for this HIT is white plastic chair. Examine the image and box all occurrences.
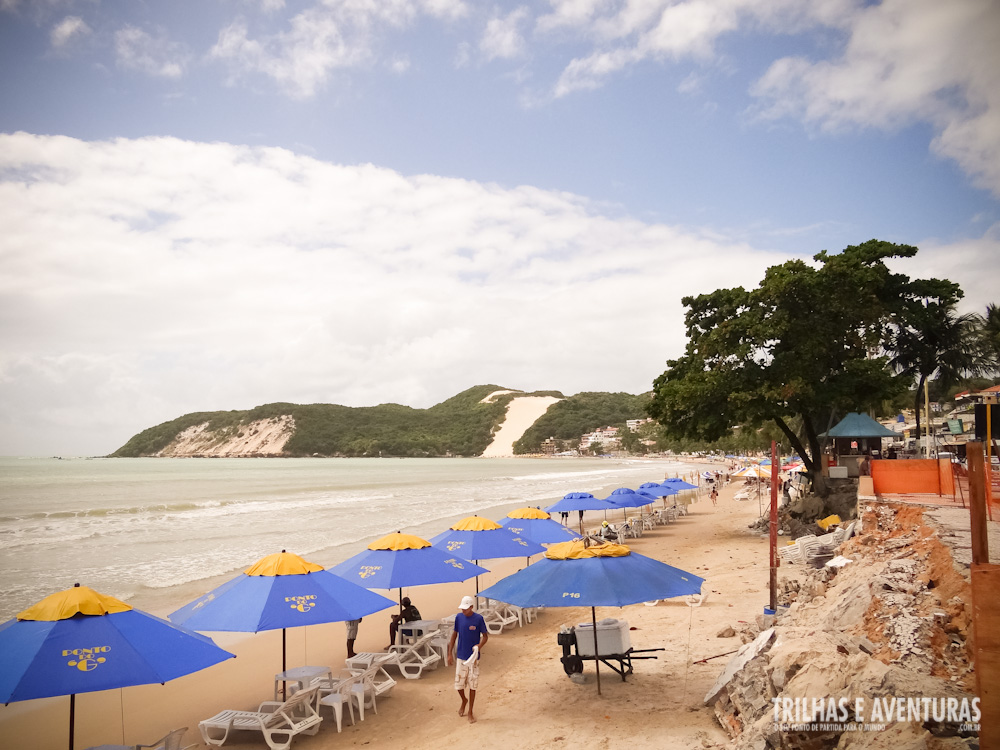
[135,727,195,750]
[316,673,356,732]
[349,664,378,721]
[346,631,441,679]
[199,686,321,750]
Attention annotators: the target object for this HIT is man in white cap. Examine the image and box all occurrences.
[447,594,489,723]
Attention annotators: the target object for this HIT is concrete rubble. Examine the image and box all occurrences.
[705,501,979,750]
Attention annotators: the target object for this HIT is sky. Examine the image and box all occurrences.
[1,0,998,456]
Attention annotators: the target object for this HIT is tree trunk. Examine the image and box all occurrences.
[913,375,925,442]
[773,415,830,498]
[802,414,830,498]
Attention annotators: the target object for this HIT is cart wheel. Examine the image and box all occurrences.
[561,655,583,675]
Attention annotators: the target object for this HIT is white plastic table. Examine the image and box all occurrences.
[274,664,332,700]
[398,619,441,644]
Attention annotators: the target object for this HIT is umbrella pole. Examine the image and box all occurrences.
[591,607,602,696]
[69,693,75,750]
[282,628,287,696]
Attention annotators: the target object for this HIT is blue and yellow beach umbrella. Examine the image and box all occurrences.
[0,583,233,750]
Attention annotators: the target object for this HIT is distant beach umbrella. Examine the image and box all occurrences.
[331,532,488,591]
[331,532,488,645]
[499,508,580,545]
[638,482,679,497]
[170,550,395,674]
[659,478,698,490]
[430,516,545,562]
[430,516,546,592]
[733,465,769,479]
[478,539,703,695]
[600,488,654,520]
[545,492,618,535]
[1,583,234,750]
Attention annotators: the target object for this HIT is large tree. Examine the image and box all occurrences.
[648,240,959,495]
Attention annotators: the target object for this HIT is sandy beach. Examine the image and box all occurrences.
[2,466,778,750]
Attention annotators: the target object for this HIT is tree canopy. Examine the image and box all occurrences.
[647,240,962,491]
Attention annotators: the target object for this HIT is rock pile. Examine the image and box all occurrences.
[747,479,860,539]
[706,502,978,749]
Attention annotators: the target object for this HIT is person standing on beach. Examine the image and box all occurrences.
[447,595,489,724]
[346,618,361,658]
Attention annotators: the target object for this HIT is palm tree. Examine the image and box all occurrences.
[890,302,988,445]
[982,303,1000,374]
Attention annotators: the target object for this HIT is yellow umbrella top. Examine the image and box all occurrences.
[17,584,132,622]
[368,532,431,551]
[450,516,502,531]
[245,551,324,576]
[506,507,551,520]
[545,539,631,560]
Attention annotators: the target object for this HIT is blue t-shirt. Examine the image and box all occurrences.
[453,611,487,660]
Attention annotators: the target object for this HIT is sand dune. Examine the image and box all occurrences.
[481,396,561,457]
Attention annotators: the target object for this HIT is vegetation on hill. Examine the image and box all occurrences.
[512,391,651,454]
[111,386,572,458]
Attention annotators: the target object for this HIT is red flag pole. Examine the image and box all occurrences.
[769,441,779,613]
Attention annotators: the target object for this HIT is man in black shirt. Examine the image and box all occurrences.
[388,596,421,647]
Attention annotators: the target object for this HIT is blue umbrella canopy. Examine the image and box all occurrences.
[1,584,233,750]
[2,585,233,702]
[545,492,617,513]
[499,508,580,544]
[430,516,546,561]
[169,551,396,633]
[659,478,698,490]
[638,482,679,498]
[478,539,704,608]
[330,532,488,590]
[602,487,655,508]
[479,540,704,695]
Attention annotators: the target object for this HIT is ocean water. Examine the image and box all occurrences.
[0,456,698,621]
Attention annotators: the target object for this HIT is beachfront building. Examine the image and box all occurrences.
[626,418,654,431]
[580,426,621,452]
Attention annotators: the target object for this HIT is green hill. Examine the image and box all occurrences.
[513,391,654,454]
[111,385,574,458]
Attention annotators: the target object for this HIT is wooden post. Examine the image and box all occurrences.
[967,442,998,748]
[969,443,989,565]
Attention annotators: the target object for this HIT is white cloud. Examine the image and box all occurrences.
[480,6,530,61]
[115,25,187,78]
[387,54,411,73]
[751,0,1000,197]
[211,0,468,97]
[50,15,90,48]
[547,0,858,97]
[537,0,1000,199]
[1,133,994,455]
[0,132,794,455]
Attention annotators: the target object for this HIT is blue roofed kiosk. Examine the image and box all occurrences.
[822,412,900,478]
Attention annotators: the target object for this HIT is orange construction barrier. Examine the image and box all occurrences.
[871,459,955,497]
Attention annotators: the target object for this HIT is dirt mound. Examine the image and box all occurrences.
[709,502,978,749]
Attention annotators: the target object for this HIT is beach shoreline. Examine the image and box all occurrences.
[2,460,777,750]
